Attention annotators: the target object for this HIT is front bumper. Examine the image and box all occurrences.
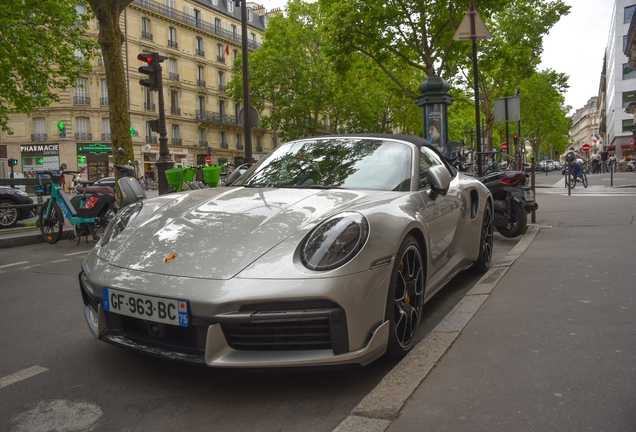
[79,252,392,368]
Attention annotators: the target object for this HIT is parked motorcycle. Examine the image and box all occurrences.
[626,159,635,172]
[479,170,538,238]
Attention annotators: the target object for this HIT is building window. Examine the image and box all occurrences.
[220,131,227,147]
[219,100,225,116]
[236,133,242,149]
[230,24,238,40]
[170,90,180,115]
[76,117,91,140]
[143,87,155,110]
[264,15,269,28]
[100,79,108,105]
[102,118,111,141]
[250,32,257,43]
[625,35,629,53]
[168,27,178,48]
[235,102,241,119]
[624,64,636,80]
[142,18,152,40]
[247,8,253,21]
[623,90,636,107]
[228,0,234,13]
[32,118,46,141]
[215,18,222,30]
[623,119,635,132]
[165,0,174,8]
[233,49,238,61]
[218,71,225,90]
[196,37,204,56]
[169,58,179,80]
[74,78,89,104]
[172,125,181,145]
[626,5,636,24]
[199,128,207,145]
[198,96,205,113]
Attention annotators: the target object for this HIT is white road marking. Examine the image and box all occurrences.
[0,366,48,389]
[20,264,41,270]
[64,251,89,256]
[11,399,102,432]
[50,259,69,263]
[0,261,29,269]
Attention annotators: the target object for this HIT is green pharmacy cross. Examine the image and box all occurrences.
[78,156,86,163]
[38,157,44,164]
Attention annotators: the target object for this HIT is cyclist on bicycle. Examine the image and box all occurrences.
[565,147,584,181]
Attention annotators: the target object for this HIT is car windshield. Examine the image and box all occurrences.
[235,138,413,191]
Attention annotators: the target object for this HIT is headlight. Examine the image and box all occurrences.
[301,212,369,271]
[99,201,143,246]
[14,190,28,197]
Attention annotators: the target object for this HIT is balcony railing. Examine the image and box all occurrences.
[199,141,208,147]
[141,30,153,41]
[132,0,261,50]
[217,55,225,63]
[31,133,47,142]
[236,143,244,150]
[75,132,92,140]
[74,96,90,105]
[144,102,155,111]
[146,136,157,143]
[100,97,108,106]
[101,133,111,141]
[170,107,181,115]
[196,48,205,57]
[256,146,263,152]
[172,138,182,145]
[98,57,105,67]
[197,79,206,87]
[220,142,229,149]
[168,39,178,49]
[196,110,238,125]
[218,84,225,92]
[169,72,179,81]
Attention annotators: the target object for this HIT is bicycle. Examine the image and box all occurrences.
[36,171,116,244]
[565,162,588,189]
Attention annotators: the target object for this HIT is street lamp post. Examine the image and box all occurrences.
[234,0,252,164]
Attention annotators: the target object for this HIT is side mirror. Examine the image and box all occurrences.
[427,165,451,200]
[118,147,125,156]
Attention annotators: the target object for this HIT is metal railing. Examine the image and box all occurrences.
[218,84,225,92]
[170,107,181,115]
[146,136,157,143]
[141,31,153,41]
[168,39,178,49]
[132,0,261,50]
[196,48,205,57]
[220,142,229,149]
[256,146,263,152]
[169,72,179,81]
[75,132,92,140]
[236,143,244,150]
[196,110,237,125]
[217,55,225,63]
[144,102,155,111]
[199,140,208,147]
[31,133,47,142]
[101,133,111,141]
[171,138,182,145]
[100,97,108,106]
[73,96,90,105]
[197,79,206,87]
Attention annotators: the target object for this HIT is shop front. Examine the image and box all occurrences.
[20,143,60,178]
[143,145,189,181]
[77,143,113,181]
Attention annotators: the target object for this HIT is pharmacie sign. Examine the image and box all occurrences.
[20,144,59,155]
[77,143,112,155]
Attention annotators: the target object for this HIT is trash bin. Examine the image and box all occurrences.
[202,163,227,187]
[165,166,186,192]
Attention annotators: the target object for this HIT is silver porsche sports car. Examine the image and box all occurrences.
[79,134,493,368]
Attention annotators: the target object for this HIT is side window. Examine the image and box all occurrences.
[419,147,443,189]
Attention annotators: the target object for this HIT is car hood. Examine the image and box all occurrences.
[106,187,376,279]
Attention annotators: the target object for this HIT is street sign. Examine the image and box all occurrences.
[205,156,212,164]
[494,96,521,122]
[453,10,492,40]
[582,143,590,152]
[501,142,508,151]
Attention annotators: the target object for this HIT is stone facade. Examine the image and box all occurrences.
[0,0,277,182]
[569,97,600,155]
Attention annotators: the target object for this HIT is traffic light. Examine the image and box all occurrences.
[8,158,18,166]
[513,135,519,146]
[138,53,167,91]
[147,119,160,132]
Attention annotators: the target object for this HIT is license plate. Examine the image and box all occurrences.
[523,189,535,202]
[102,287,189,327]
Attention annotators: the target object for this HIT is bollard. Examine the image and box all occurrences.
[530,156,536,223]
[610,164,614,186]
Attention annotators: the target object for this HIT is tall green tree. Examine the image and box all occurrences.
[86,0,135,164]
[518,69,570,160]
[0,0,97,133]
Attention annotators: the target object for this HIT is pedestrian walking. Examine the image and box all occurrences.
[591,151,600,174]
[600,149,609,173]
[608,152,617,172]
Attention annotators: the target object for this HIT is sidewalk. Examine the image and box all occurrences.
[336,190,636,431]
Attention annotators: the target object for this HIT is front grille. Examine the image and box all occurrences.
[222,318,332,351]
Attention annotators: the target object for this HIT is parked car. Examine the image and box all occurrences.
[0,186,35,228]
[79,134,494,368]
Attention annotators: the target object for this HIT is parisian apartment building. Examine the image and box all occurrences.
[598,0,636,160]
[0,0,278,182]
[569,97,600,154]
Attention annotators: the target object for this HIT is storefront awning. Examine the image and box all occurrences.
[621,143,634,149]
[605,145,616,151]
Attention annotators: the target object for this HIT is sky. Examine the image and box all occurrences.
[257,0,616,113]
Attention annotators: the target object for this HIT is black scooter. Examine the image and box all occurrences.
[479,170,537,238]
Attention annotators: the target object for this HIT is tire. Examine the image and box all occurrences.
[0,199,19,228]
[87,207,115,240]
[39,200,63,244]
[384,235,425,360]
[495,199,527,238]
[472,201,493,274]
[581,172,588,188]
[566,171,576,189]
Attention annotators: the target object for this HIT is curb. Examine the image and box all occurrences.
[333,225,541,432]
[0,226,74,249]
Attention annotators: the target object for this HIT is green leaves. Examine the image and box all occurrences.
[0,0,98,133]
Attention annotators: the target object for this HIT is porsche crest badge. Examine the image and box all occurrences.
[164,253,178,263]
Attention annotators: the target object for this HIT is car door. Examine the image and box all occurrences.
[416,146,462,278]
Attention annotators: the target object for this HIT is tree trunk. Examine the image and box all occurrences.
[87,0,134,166]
